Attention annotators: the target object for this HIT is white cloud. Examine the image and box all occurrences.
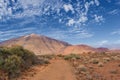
[78,15,88,23]
[18,0,45,9]
[65,0,101,27]
[0,0,64,20]
[0,27,36,42]
[94,15,104,22]
[108,9,119,15]
[67,19,75,26]
[97,39,120,49]
[0,0,103,28]
[111,29,120,35]
[63,4,74,13]
[97,40,108,46]
[45,28,93,42]
[75,30,93,38]
[84,1,94,15]
[94,0,100,6]
[67,15,88,27]
[59,19,62,23]
[0,0,12,19]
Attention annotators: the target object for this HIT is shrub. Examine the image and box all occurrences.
[98,62,104,67]
[110,70,118,74]
[0,46,42,79]
[57,54,64,57]
[0,47,12,58]
[3,55,22,79]
[103,57,111,63]
[90,58,99,64]
[118,64,120,67]
[39,54,55,60]
[112,56,120,60]
[64,54,80,60]
[77,64,87,72]
[64,55,72,60]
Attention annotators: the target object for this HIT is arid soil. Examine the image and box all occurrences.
[17,58,76,80]
[11,53,120,80]
[71,53,120,80]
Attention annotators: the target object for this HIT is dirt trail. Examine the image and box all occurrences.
[18,59,77,80]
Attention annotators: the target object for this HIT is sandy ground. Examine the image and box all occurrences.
[18,59,77,80]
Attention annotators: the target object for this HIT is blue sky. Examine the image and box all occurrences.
[0,0,120,48]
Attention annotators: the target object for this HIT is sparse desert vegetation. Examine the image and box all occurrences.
[64,54,81,60]
[0,47,120,80]
[65,52,120,80]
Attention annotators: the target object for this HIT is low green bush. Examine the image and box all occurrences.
[57,54,64,57]
[0,46,46,79]
[90,58,99,64]
[64,54,80,60]
[39,54,55,60]
[3,55,22,78]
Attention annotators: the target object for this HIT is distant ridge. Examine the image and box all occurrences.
[61,45,97,55]
[0,33,115,55]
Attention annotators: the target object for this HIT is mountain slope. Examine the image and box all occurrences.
[96,47,109,52]
[0,34,111,55]
[61,45,97,55]
[0,33,70,55]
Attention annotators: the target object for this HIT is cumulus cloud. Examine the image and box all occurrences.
[78,15,88,23]
[94,15,104,22]
[67,19,75,26]
[94,0,100,6]
[0,0,64,20]
[65,0,101,27]
[0,0,104,42]
[18,0,44,9]
[0,0,103,26]
[0,0,12,20]
[63,4,74,13]
[84,1,94,15]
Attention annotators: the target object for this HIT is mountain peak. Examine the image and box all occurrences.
[29,33,40,37]
[0,34,70,55]
[24,33,40,38]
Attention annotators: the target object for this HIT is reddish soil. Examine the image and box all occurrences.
[17,59,76,80]
[14,53,120,80]
[71,53,120,80]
